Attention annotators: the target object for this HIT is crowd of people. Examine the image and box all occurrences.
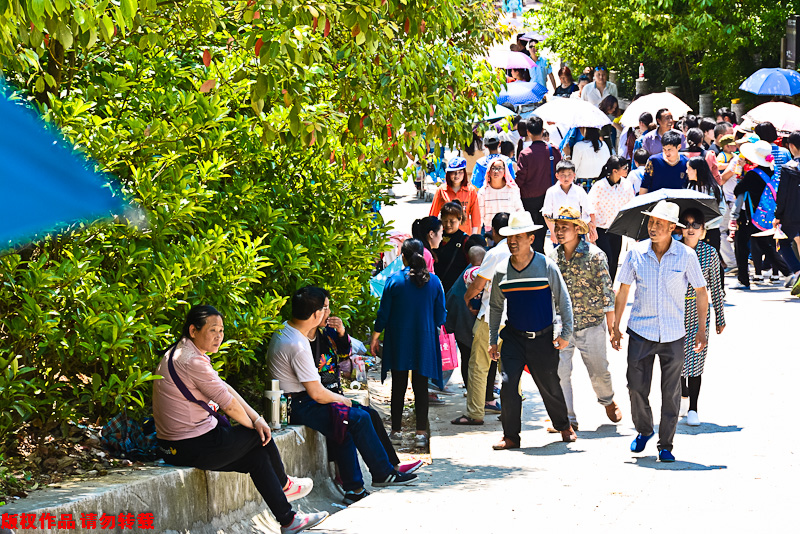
[146,33,800,530]
[399,46,800,461]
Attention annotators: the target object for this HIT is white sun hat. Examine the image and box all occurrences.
[640,200,686,228]
[499,211,543,236]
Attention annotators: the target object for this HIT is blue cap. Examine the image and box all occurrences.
[446,157,467,171]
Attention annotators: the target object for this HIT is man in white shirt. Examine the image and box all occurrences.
[542,160,598,243]
[269,287,417,505]
[451,213,511,426]
[580,65,618,106]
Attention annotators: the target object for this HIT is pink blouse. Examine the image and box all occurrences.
[152,338,234,441]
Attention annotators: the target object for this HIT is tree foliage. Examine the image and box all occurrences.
[533,0,800,107]
[0,0,505,450]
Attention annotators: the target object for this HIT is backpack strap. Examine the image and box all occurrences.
[167,344,231,428]
[548,145,556,185]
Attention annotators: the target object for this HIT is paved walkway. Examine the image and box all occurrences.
[322,185,800,532]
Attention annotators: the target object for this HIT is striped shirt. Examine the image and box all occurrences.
[618,238,707,345]
[489,252,573,344]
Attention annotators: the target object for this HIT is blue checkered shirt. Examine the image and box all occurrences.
[618,238,706,344]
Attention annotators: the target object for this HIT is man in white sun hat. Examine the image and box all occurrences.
[488,211,575,450]
[611,200,709,463]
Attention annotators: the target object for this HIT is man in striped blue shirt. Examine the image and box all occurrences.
[611,200,709,462]
[488,211,575,450]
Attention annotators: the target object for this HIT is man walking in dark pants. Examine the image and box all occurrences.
[611,200,709,462]
[516,116,561,252]
[488,211,576,450]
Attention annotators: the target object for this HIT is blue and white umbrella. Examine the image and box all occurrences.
[473,103,515,123]
[497,81,548,106]
[0,93,125,248]
[739,68,800,96]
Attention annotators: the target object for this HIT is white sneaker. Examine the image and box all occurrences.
[686,410,701,426]
[281,511,329,534]
[414,433,428,448]
[679,397,689,418]
[283,476,313,502]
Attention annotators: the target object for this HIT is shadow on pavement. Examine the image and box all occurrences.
[677,422,743,435]
[518,442,586,456]
[626,457,728,471]
[394,457,522,490]
[574,423,624,440]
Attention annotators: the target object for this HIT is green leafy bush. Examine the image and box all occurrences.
[0,0,502,451]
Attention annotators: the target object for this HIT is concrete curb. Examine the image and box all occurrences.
[0,426,340,534]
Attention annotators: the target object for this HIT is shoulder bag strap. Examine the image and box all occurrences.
[167,345,231,428]
[548,145,556,185]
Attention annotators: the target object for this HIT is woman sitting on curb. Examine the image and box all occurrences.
[153,305,327,534]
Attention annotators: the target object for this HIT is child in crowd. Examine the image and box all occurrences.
[463,246,487,314]
[628,148,649,194]
[542,160,598,243]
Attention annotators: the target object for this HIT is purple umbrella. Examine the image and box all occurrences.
[488,50,535,70]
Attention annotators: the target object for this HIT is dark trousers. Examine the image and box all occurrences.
[752,236,791,276]
[681,376,702,412]
[364,404,399,465]
[778,237,800,273]
[390,370,429,432]
[522,196,547,254]
[160,425,294,525]
[290,395,394,491]
[458,340,498,403]
[595,227,623,282]
[499,327,570,444]
[626,329,685,452]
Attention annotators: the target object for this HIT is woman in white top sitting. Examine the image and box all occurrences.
[571,127,611,192]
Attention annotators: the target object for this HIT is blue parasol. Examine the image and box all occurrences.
[739,68,800,96]
[497,81,548,106]
[0,93,124,248]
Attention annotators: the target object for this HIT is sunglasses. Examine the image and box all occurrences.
[682,222,703,230]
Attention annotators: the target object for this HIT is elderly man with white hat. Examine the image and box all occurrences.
[611,200,709,462]
[488,211,575,450]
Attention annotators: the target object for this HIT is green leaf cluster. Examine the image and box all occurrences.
[0,0,503,450]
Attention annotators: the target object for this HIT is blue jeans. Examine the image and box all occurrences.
[290,395,394,491]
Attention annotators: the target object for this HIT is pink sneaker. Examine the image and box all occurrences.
[283,476,313,502]
[280,511,328,534]
[397,459,424,475]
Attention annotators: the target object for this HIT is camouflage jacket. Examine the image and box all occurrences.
[549,240,614,332]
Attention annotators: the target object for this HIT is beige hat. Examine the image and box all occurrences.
[499,210,543,236]
[546,205,589,235]
[641,200,686,228]
[739,140,775,169]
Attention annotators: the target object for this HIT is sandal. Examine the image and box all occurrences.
[451,415,484,425]
[492,437,520,450]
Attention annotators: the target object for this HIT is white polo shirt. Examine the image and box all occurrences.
[580,81,618,106]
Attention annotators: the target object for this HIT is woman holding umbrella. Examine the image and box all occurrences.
[685,156,724,253]
[677,208,726,427]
